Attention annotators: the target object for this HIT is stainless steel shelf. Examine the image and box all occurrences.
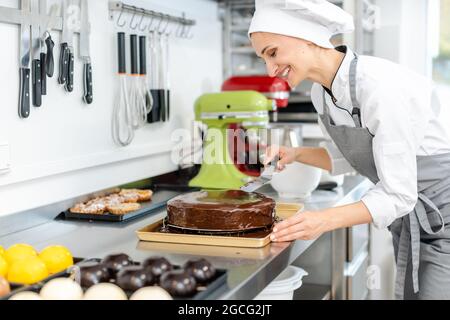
[294,284,331,300]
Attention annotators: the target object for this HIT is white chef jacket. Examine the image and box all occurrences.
[311,46,450,229]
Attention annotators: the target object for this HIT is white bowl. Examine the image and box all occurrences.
[320,169,345,186]
[270,162,321,199]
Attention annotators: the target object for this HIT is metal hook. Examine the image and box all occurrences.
[116,6,127,28]
[138,8,147,32]
[157,13,166,34]
[129,6,139,30]
[175,23,184,38]
[182,24,194,39]
[165,20,174,37]
[162,14,171,35]
[185,26,194,39]
[147,10,156,32]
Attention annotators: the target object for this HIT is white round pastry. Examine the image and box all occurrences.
[130,287,173,300]
[83,283,127,300]
[9,291,43,300]
[40,278,83,300]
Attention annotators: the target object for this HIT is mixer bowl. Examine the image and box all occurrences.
[270,162,321,199]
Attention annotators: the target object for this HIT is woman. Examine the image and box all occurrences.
[249,0,450,299]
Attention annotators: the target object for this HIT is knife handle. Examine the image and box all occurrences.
[45,35,55,77]
[32,59,42,107]
[19,68,31,119]
[58,42,69,84]
[41,52,47,96]
[83,62,93,104]
[65,51,74,92]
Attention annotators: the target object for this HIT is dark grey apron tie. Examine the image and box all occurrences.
[395,193,446,298]
[319,50,450,299]
[349,55,362,128]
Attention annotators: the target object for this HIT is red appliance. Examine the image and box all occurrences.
[221,76,291,177]
[221,75,291,108]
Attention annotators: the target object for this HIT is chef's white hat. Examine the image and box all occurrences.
[248,0,355,49]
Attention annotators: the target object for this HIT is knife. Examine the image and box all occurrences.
[31,0,42,107]
[64,0,76,93]
[58,0,69,84]
[18,0,31,118]
[79,0,92,104]
[40,2,58,95]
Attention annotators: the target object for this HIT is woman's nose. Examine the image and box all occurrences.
[266,62,278,77]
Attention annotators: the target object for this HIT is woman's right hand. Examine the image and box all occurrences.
[263,145,300,171]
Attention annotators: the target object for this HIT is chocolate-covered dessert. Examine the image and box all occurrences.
[166,190,275,231]
[142,257,172,279]
[79,262,110,288]
[101,253,133,276]
[116,266,155,291]
[160,270,197,297]
[183,259,216,284]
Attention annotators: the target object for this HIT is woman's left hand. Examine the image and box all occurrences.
[270,210,330,242]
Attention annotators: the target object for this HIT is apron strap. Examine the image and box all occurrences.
[394,216,411,300]
[321,91,336,125]
[394,192,446,299]
[349,54,362,128]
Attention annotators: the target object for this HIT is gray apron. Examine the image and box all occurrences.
[319,54,450,300]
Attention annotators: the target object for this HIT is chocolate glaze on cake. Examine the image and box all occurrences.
[166,190,275,231]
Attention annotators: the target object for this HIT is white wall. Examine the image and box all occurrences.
[374,0,429,75]
[0,0,223,216]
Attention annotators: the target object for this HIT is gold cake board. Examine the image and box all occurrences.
[136,203,304,248]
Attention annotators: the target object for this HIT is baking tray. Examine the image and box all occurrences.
[136,202,304,248]
[63,190,180,222]
[73,258,227,300]
[2,257,227,300]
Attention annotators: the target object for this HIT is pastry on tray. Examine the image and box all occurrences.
[107,203,142,215]
[119,189,153,202]
[69,203,106,215]
[69,189,152,215]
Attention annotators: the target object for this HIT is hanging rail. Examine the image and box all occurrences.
[0,5,63,31]
[108,1,196,27]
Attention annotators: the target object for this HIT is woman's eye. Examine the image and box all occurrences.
[269,50,277,58]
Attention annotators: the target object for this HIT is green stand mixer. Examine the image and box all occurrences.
[189,91,275,190]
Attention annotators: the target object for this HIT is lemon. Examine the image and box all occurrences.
[0,245,4,256]
[7,256,49,285]
[4,244,37,265]
[39,245,74,274]
[0,255,8,277]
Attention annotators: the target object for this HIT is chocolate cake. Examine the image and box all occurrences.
[166,190,275,231]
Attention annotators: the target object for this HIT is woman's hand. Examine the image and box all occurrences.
[264,145,300,171]
[270,210,331,242]
[270,202,373,242]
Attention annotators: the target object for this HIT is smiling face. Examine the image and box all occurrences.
[250,32,315,88]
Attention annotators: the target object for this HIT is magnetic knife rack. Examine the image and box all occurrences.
[108,1,196,29]
[0,4,80,33]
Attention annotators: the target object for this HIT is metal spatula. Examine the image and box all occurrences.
[240,157,278,193]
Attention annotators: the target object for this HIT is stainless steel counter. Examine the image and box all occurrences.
[0,175,371,300]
